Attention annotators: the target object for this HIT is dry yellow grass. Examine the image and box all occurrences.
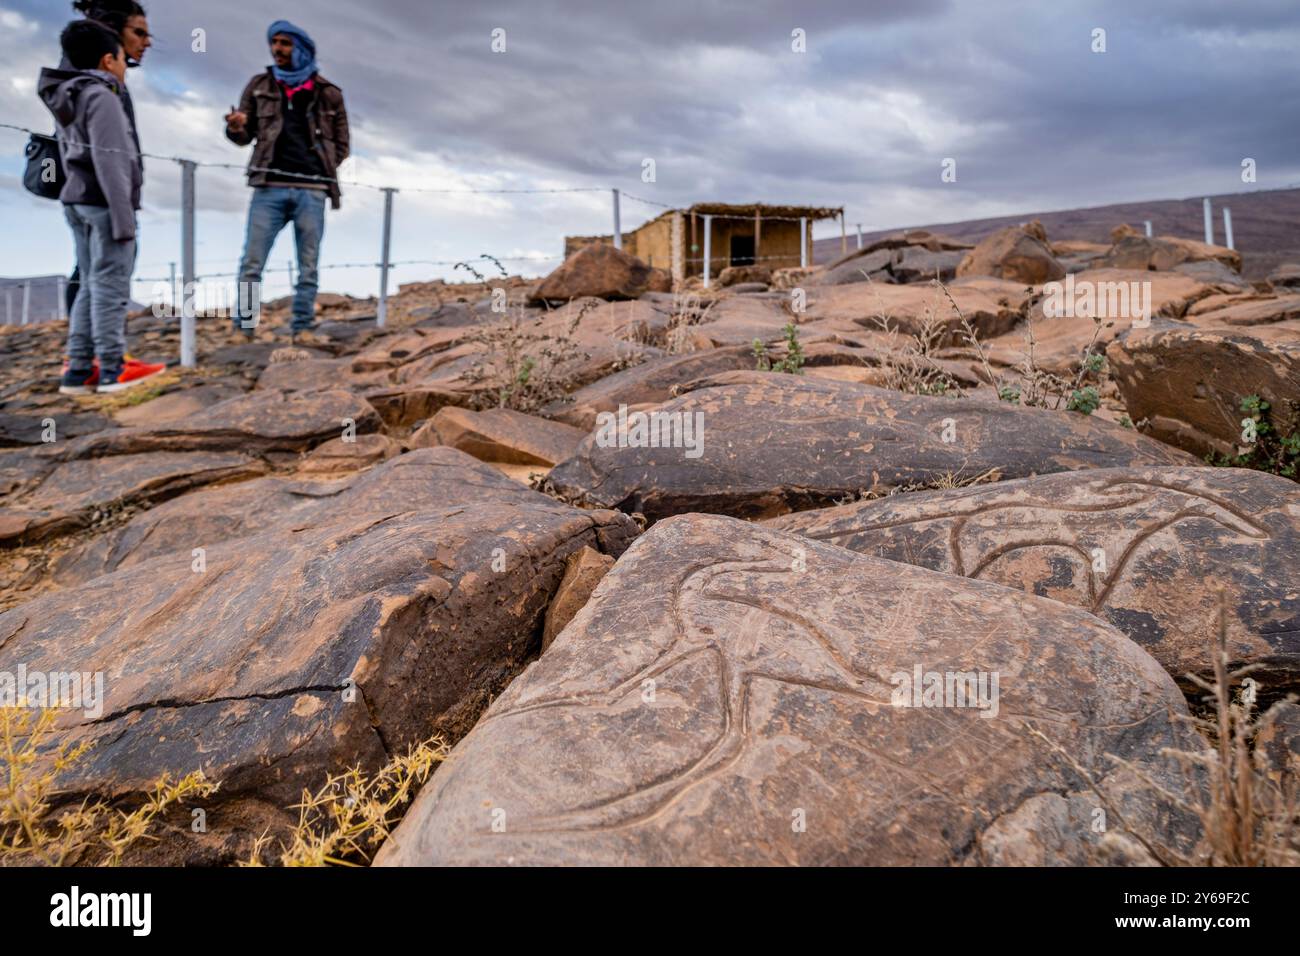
[0,706,215,866]
[243,735,447,867]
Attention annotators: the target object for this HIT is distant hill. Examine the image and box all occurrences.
[813,187,1300,280]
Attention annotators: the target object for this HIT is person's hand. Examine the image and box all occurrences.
[225,107,248,133]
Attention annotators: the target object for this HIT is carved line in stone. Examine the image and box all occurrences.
[474,554,1028,837]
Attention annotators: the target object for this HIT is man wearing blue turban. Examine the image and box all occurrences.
[224,20,349,342]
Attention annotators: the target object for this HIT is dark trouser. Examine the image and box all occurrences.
[66,265,80,314]
[233,186,327,333]
[64,203,136,373]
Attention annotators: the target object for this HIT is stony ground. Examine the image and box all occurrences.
[2,222,1297,866]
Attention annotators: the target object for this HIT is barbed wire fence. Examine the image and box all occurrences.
[5,122,851,365]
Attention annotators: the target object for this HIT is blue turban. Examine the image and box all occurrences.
[267,20,317,85]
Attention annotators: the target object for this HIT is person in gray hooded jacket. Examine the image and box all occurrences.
[38,18,163,394]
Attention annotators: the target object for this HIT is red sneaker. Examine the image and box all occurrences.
[58,356,100,395]
[97,357,167,393]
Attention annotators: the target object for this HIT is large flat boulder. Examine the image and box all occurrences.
[376,513,1205,866]
[0,408,116,447]
[40,388,382,461]
[1107,322,1300,457]
[542,346,757,431]
[0,451,265,547]
[769,467,1300,696]
[689,295,794,347]
[360,303,663,422]
[545,375,1197,522]
[2,500,638,863]
[800,277,1028,344]
[1098,235,1242,274]
[52,447,558,587]
[112,382,248,427]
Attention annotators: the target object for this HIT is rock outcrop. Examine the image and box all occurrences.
[769,467,1300,695]
[1107,323,1300,457]
[2,500,637,862]
[546,375,1196,522]
[377,514,1205,866]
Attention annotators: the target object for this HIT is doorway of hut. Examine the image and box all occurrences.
[729,235,755,266]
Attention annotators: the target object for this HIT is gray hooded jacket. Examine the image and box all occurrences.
[37,67,142,242]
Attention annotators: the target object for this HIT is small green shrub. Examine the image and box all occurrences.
[1067,386,1101,416]
[1209,395,1300,479]
[755,323,806,375]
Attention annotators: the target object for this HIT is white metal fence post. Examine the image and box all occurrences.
[800,216,808,268]
[612,189,622,250]
[21,281,30,326]
[856,223,863,249]
[377,187,396,329]
[1223,208,1234,250]
[702,214,713,289]
[56,275,67,321]
[179,159,197,367]
[1144,220,1152,237]
[1203,198,1214,245]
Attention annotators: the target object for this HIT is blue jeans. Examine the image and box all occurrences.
[64,204,136,373]
[234,187,326,332]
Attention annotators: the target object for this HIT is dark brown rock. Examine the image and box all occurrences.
[542,347,757,431]
[45,388,382,461]
[717,265,772,287]
[0,409,117,447]
[529,244,663,305]
[1,501,638,862]
[956,221,1065,285]
[52,447,558,586]
[890,246,966,284]
[816,247,895,286]
[1107,323,1300,457]
[769,467,1300,695]
[0,451,265,547]
[376,513,1205,866]
[546,375,1195,522]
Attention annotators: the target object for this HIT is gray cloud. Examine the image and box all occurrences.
[3,0,1298,287]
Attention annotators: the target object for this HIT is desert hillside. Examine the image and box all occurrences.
[2,216,1297,868]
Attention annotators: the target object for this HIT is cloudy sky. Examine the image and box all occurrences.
[2,0,1298,301]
